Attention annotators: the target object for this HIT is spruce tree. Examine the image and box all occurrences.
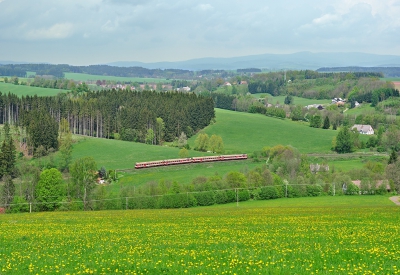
[388,149,398,164]
[335,127,353,153]
[323,116,330,129]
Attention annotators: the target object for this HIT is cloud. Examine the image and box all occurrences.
[101,20,119,32]
[26,23,74,40]
[312,14,340,25]
[0,0,399,65]
[196,3,213,11]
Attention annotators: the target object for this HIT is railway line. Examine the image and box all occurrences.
[135,154,248,169]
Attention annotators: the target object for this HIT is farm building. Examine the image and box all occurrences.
[351,124,374,135]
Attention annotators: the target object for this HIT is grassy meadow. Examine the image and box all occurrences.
[252,94,332,106]
[50,108,376,189]
[64,73,171,83]
[67,108,338,170]
[191,108,337,154]
[0,82,66,97]
[1,196,399,274]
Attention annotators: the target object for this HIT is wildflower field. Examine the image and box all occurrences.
[1,196,399,275]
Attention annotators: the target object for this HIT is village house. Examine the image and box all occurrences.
[351,124,374,135]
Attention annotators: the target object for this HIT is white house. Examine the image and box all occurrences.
[351,124,374,135]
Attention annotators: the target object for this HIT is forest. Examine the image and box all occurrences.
[0,90,215,154]
[0,64,236,80]
[317,67,400,77]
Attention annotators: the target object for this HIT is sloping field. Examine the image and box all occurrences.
[0,82,65,97]
[64,73,170,83]
[190,108,337,154]
[67,108,336,171]
[1,196,399,274]
[69,137,208,170]
[253,94,331,106]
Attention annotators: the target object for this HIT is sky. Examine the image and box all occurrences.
[0,0,399,65]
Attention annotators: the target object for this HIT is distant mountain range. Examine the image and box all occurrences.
[107,52,400,71]
[2,52,400,71]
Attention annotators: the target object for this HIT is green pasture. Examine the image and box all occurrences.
[190,108,337,154]
[116,160,259,192]
[327,156,385,172]
[344,103,375,116]
[69,137,200,170]
[383,77,400,81]
[66,109,339,170]
[64,73,171,83]
[252,94,331,106]
[0,82,66,97]
[1,196,399,274]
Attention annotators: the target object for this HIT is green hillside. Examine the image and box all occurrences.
[68,109,337,169]
[0,82,66,97]
[69,137,207,170]
[190,108,337,154]
[64,73,170,83]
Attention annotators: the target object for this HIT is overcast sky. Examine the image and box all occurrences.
[0,0,399,65]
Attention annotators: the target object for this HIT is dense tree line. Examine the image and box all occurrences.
[317,67,398,77]
[0,66,26,77]
[0,64,196,79]
[237,68,261,73]
[0,90,215,145]
[348,87,399,107]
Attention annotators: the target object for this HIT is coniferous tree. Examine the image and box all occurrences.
[388,149,398,164]
[0,123,16,178]
[335,127,353,153]
[323,116,330,129]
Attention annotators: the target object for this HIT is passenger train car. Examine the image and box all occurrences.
[135,154,247,169]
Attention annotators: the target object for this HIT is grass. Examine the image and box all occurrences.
[383,77,400,81]
[64,73,171,83]
[0,82,66,97]
[190,108,337,154]
[56,108,351,187]
[64,109,338,170]
[251,93,332,106]
[68,137,208,170]
[345,103,376,116]
[116,160,259,192]
[1,196,399,274]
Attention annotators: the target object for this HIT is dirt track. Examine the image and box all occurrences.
[389,196,400,205]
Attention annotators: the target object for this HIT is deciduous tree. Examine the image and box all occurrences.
[70,157,97,210]
[35,168,64,211]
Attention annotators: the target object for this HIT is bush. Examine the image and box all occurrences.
[287,185,305,198]
[215,191,228,204]
[226,190,237,203]
[238,190,250,202]
[158,193,191,209]
[9,196,30,213]
[193,191,216,206]
[250,188,261,200]
[345,183,360,195]
[306,185,322,197]
[259,186,279,200]
[129,196,158,209]
[57,199,84,211]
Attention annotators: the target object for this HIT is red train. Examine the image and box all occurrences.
[135,154,248,169]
